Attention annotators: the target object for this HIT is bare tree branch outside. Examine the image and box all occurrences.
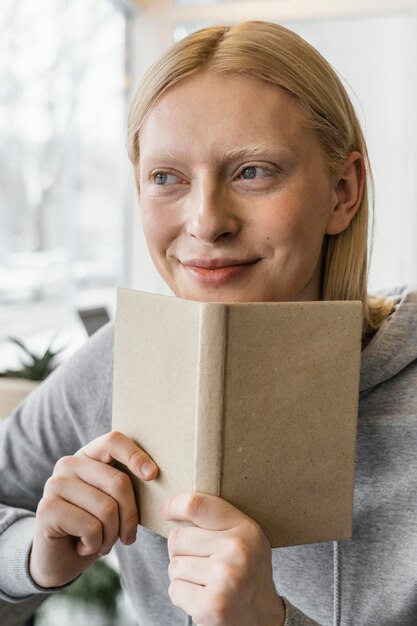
[0,0,127,306]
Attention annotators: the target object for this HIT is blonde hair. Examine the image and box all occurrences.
[127,21,395,336]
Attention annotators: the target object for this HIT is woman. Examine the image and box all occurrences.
[1,21,416,626]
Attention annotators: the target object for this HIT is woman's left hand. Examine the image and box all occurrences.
[161,492,285,626]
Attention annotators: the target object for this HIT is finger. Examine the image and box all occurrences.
[37,495,103,556]
[44,475,120,553]
[162,492,248,531]
[168,554,210,586]
[54,454,139,544]
[167,524,254,565]
[77,431,159,480]
[168,579,208,624]
[167,525,220,559]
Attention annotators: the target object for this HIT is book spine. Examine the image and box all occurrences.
[193,303,227,496]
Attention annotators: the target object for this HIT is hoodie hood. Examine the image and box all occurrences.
[360,284,417,394]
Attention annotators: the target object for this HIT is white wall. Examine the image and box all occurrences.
[281,14,416,293]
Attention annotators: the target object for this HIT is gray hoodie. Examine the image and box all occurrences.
[1,284,416,626]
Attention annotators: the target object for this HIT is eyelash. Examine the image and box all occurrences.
[150,165,277,186]
[151,172,181,186]
[236,165,275,180]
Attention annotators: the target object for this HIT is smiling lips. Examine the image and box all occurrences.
[181,258,261,285]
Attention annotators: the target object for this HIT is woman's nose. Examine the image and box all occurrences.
[186,182,241,243]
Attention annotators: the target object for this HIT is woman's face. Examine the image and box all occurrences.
[138,71,360,303]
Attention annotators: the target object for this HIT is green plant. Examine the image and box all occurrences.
[0,335,65,381]
[61,559,122,617]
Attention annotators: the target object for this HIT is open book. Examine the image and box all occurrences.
[112,288,362,548]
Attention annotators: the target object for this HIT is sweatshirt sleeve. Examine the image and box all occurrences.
[0,321,114,617]
[283,597,323,626]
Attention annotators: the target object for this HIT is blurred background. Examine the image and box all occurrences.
[1,1,416,624]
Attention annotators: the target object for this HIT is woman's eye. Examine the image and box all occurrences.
[152,172,180,185]
[238,166,274,180]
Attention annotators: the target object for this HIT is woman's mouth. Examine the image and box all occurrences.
[181,258,261,286]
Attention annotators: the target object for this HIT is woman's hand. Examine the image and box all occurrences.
[29,431,158,588]
[162,492,285,626]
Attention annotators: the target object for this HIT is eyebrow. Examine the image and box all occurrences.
[141,143,294,168]
[221,143,293,163]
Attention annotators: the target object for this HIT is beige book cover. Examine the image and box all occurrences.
[112,287,362,548]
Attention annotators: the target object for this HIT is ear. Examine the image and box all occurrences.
[325,151,366,235]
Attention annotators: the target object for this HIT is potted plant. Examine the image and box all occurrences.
[0,335,65,419]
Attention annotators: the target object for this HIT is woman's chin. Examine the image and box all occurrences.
[171,286,274,304]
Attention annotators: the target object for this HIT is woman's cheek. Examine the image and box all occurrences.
[261,204,305,248]
[142,201,169,245]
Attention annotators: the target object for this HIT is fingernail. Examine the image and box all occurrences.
[126,532,137,545]
[141,461,155,478]
[78,542,92,556]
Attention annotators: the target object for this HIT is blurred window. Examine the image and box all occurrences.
[174,0,242,5]
[0,0,128,326]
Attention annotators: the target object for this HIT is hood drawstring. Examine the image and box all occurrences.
[333,541,341,626]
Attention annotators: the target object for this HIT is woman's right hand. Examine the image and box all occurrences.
[29,431,158,588]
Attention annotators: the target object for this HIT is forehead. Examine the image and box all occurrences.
[139,71,318,163]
